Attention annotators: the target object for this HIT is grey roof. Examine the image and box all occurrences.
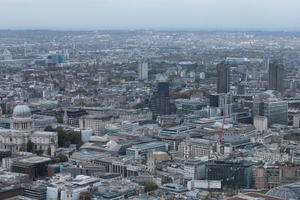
[266,182,300,200]
[13,104,31,118]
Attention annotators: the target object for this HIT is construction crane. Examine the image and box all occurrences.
[218,116,226,145]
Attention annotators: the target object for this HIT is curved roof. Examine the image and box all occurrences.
[266,182,300,200]
[254,90,281,101]
[13,104,31,118]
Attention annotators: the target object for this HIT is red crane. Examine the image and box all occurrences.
[218,116,226,145]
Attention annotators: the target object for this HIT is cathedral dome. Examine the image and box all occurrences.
[13,104,31,118]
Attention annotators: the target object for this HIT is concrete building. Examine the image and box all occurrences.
[126,141,169,158]
[293,114,300,128]
[254,116,268,133]
[79,115,112,135]
[138,62,148,80]
[187,180,221,190]
[23,183,47,200]
[183,159,206,180]
[254,164,300,189]
[47,174,101,200]
[178,137,214,159]
[11,156,52,180]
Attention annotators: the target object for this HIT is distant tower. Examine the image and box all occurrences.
[268,60,284,93]
[265,58,270,72]
[23,47,27,57]
[63,110,69,124]
[217,61,230,93]
[138,62,148,80]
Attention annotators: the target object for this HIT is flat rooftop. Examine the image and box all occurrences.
[19,156,51,164]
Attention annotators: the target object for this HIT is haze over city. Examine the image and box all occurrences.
[0,0,300,30]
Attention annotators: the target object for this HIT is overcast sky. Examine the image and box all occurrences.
[0,0,299,31]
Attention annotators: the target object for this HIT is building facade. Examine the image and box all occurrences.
[253,98,288,126]
[217,61,230,93]
[138,62,148,80]
[268,60,284,93]
[149,82,176,116]
[0,104,57,155]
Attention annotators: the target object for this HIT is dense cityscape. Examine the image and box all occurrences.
[0,29,299,200]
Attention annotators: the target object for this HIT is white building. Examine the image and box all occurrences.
[293,114,300,128]
[0,104,57,156]
[79,115,112,136]
[138,62,148,80]
[47,174,101,200]
[254,116,268,133]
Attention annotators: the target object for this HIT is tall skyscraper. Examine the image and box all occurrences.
[138,62,148,80]
[149,82,176,116]
[268,60,284,93]
[217,61,230,93]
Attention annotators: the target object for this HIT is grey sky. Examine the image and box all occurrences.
[1,0,300,30]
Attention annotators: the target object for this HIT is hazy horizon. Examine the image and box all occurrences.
[1,0,300,31]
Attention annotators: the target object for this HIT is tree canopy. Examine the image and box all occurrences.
[45,126,82,148]
[144,182,158,193]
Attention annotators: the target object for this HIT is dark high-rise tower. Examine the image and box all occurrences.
[217,61,230,93]
[157,82,169,96]
[268,60,284,93]
[149,82,176,116]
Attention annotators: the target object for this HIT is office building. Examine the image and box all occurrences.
[126,141,169,157]
[268,60,284,93]
[149,82,176,116]
[178,138,214,159]
[209,94,219,107]
[253,91,288,127]
[138,62,148,80]
[79,115,112,136]
[184,159,206,180]
[23,184,47,200]
[217,61,230,93]
[253,98,288,127]
[205,161,253,189]
[11,156,52,180]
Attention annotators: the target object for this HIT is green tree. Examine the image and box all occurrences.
[35,150,44,155]
[45,126,54,132]
[56,154,68,162]
[56,116,63,123]
[19,143,26,152]
[55,126,82,148]
[47,147,51,155]
[144,182,158,193]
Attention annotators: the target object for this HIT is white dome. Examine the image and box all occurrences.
[13,104,31,118]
